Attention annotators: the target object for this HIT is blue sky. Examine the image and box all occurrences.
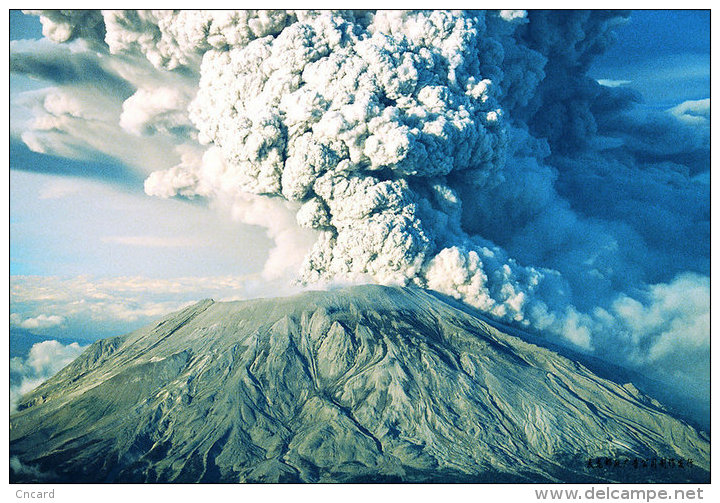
[9,10,42,39]
[10,170,270,277]
[589,10,710,107]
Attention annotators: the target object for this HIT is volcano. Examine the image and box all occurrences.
[10,285,710,483]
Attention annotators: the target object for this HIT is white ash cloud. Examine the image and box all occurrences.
[10,37,198,172]
[119,86,195,137]
[101,10,292,71]
[26,9,105,45]
[158,9,512,295]
[15,10,709,420]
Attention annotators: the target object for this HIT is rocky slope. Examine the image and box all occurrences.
[10,285,710,483]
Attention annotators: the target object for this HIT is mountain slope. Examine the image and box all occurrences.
[10,285,710,483]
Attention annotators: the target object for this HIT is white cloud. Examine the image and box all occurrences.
[597,79,632,87]
[119,86,194,137]
[10,340,87,410]
[670,98,710,125]
[10,273,308,333]
[11,169,275,279]
[10,313,65,330]
[146,146,318,280]
[609,273,709,368]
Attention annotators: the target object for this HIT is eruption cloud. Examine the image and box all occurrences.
[19,10,710,421]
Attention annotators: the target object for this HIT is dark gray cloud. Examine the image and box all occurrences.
[9,138,146,188]
[25,9,106,45]
[10,40,135,97]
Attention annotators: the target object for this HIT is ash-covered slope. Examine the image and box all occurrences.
[10,285,709,483]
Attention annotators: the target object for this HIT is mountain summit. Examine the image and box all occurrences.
[10,285,709,483]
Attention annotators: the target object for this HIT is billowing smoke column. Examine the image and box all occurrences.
[145,10,540,323]
[22,9,710,421]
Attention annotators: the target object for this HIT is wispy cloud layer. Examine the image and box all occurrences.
[10,273,308,339]
[10,313,65,330]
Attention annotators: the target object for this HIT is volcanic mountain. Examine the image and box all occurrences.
[10,285,710,483]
